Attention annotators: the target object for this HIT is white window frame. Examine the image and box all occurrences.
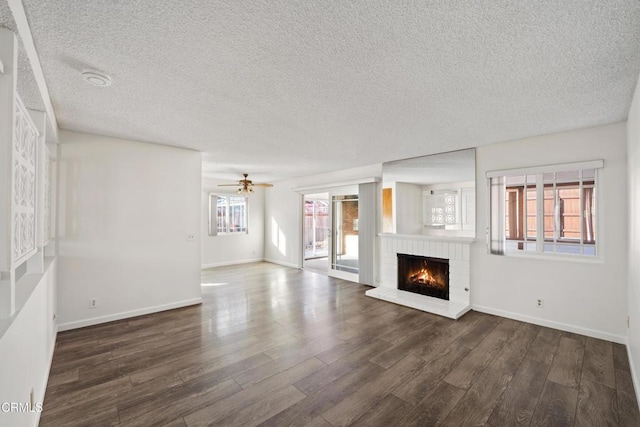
[487,160,603,259]
[208,193,248,236]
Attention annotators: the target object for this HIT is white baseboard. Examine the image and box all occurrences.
[263,258,300,269]
[472,304,626,344]
[57,298,202,332]
[627,341,640,413]
[201,258,264,269]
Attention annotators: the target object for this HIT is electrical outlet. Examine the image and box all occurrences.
[89,298,97,309]
[536,298,544,308]
[186,233,196,242]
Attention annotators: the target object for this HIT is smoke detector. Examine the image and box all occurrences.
[82,70,112,87]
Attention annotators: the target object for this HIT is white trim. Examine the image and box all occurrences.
[626,342,640,413]
[201,258,263,269]
[486,159,604,178]
[264,258,300,269]
[7,0,59,141]
[297,192,304,272]
[302,266,329,276]
[292,177,380,193]
[0,59,4,74]
[472,304,626,344]
[379,233,475,244]
[328,268,359,283]
[57,298,202,332]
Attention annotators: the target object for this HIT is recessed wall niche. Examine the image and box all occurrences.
[382,149,476,238]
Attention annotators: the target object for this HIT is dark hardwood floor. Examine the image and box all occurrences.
[41,262,640,426]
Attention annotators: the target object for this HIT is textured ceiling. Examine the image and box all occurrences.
[0,2,44,111]
[0,1,56,142]
[16,0,640,181]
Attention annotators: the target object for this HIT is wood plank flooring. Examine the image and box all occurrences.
[41,262,640,426]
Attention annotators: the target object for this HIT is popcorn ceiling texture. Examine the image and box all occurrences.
[13,1,640,180]
[0,1,53,142]
[0,2,44,111]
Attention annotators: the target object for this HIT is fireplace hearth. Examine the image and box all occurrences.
[397,253,449,300]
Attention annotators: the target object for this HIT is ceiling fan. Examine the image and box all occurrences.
[218,173,273,195]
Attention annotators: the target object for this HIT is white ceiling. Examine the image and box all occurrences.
[0,3,50,128]
[7,1,640,182]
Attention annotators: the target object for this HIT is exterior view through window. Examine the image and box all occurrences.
[488,163,600,257]
[216,195,247,234]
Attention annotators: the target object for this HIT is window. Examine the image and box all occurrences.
[488,160,602,257]
[209,194,247,235]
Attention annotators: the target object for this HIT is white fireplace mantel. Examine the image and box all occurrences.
[367,233,474,319]
[378,233,475,244]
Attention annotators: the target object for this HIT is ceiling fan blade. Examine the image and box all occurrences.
[217,174,272,188]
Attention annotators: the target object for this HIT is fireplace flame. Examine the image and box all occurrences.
[408,265,446,289]
[409,267,436,285]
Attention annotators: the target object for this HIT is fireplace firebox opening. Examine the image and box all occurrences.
[397,253,449,300]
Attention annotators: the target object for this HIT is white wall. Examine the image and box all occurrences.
[0,260,57,427]
[264,164,382,268]
[57,131,202,330]
[201,178,265,268]
[395,182,423,235]
[627,75,640,401]
[264,180,305,268]
[472,122,628,343]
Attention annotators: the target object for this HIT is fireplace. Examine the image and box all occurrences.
[397,253,449,300]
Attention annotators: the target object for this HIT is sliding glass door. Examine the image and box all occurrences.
[303,194,329,273]
[329,190,359,281]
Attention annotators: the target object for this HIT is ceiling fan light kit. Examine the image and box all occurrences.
[237,186,254,196]
[218,173,273,196]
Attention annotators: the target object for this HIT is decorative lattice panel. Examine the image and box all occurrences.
[12,99,38,265]
[425,193,457,226]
